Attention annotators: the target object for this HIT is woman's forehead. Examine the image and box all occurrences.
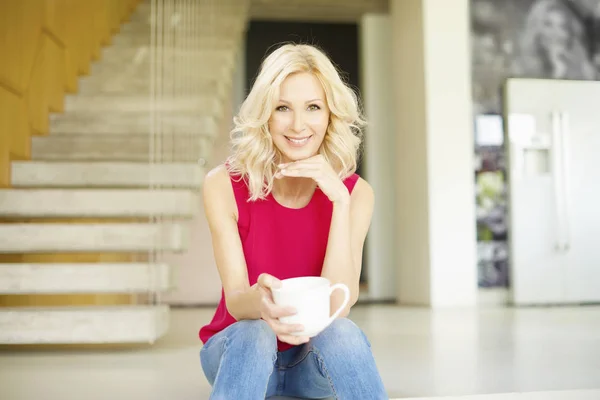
[278,72,325,99]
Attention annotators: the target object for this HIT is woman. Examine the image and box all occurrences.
[199,43,387,399]
[518,0,599,80]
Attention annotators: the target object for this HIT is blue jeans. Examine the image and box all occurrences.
[200,318,387,399]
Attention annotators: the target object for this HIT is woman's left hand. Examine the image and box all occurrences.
[276,155,350,205]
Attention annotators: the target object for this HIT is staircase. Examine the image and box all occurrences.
[0,0,248,345]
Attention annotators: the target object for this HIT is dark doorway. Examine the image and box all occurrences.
[245,22,360,93]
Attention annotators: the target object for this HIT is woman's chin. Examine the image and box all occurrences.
[277,144,320,162]
[279,149,317,162]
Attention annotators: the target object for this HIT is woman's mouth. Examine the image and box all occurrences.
[285,135,313,147]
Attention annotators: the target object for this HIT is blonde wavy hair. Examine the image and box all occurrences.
[226,43,365,201]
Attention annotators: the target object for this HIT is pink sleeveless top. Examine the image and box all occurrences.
[199,171,360,352]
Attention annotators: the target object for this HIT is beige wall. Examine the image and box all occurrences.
[160,93,234,306]
[161,44,246,306]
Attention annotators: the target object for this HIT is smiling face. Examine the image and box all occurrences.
[268,72,330,163]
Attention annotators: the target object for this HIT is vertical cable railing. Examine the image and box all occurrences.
[148,0,161,310]
[143,0,247,316]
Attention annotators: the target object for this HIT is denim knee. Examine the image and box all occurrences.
[200,320,280,397]
[312,318,370,351]
[309,318,386,399]
[229,319,277,354]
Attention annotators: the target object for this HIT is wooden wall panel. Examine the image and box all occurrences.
[21,1,45,94]
[0,294,135,307]
[91,0,104,60]
[72,1,91,76]
[43,0,67,47]
[0,1,44,96]
[9,96,30,160]
[45,37,66,114]
[0,0,142,308]
[0,90,12,187]
[0,0,139,178]
[0,87,30,164]
[27,36,50,135]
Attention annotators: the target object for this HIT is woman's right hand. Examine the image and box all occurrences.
[256,273,310,345]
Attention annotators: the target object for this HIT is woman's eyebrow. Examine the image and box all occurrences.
[278,98,324,104]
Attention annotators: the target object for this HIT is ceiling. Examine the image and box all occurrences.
[249,0,389,23]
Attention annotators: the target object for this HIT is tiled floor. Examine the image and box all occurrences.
[0,305,599,399]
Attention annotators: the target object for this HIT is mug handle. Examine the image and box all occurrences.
[326,283,351,326]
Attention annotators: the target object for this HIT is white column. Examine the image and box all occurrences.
[391,0,477,307]
[360,14,397,301]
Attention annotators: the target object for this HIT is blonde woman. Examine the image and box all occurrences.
[199,43,386,399]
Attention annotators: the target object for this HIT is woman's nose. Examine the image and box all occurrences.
[291,114,305,133]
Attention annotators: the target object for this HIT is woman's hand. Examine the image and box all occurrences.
[276,155,350,205]
[256,273,310,345]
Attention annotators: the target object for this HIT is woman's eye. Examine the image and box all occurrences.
[276,104,320,112]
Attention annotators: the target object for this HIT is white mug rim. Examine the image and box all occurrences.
[271,276,330,293]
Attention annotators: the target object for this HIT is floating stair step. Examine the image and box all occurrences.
[49,112,218,135]
[87,63,233,90]
[131,2,247,17]
[10,161,205,188]
[77,69,232,96]
[89,49,234,77]
[0,305,169,344]
[0,189,198,218]
[121,15,246,35]
[0,223,188,253]
[31,134,212,162]
[77,69,231,96]
[98,46,234,62]
[0,263,172,294]
[63,95,222,114]
[111,32,240,48]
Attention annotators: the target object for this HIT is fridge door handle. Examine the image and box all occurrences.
[559,112,571,251]
[551,111,566,251]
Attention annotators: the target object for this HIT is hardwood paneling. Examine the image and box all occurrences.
[0,0,142,310]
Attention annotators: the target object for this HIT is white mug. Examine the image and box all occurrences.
[271,276,350,337]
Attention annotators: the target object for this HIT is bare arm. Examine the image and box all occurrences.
[278,157,375,318]
[321,177,375,317]
[203,165,309,344]
[203,165,262,320]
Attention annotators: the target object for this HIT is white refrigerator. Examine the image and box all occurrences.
[504,78,600,306]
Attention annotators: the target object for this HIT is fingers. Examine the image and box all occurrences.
[260,292,296,318]
[277,334,310,346]
[278,154,324,168]
[270,305,298,319]
[278,162,322,172]
[255,274,309,345]
[277,164,322,179]
[269,318,304,335]
[276,156,326,179]
[257,289,306,342]
[280,165,321,172]
[261,301,306,340]
[264,315,306,341]
[279,169,320,179]
[257,273,281,290]
[266,316,309,345]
